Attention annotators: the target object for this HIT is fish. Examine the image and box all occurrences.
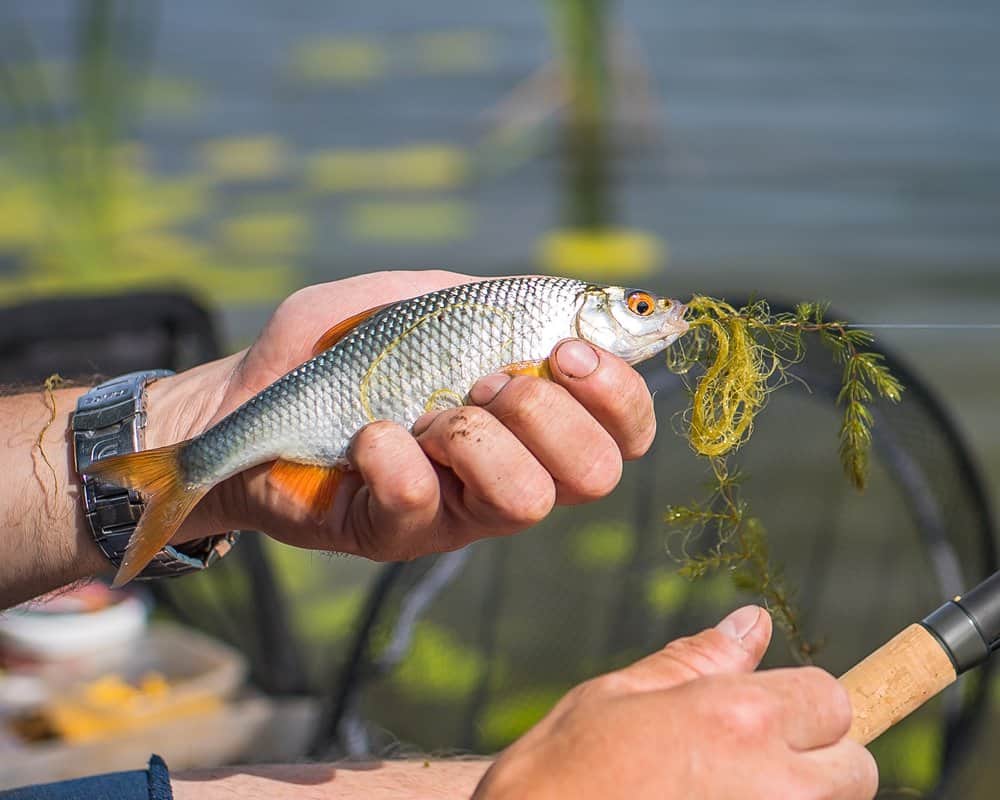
[84,276,689,587]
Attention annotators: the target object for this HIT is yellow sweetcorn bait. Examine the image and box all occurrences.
[11,672,219,743]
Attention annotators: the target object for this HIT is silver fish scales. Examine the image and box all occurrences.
[184,277,589,483]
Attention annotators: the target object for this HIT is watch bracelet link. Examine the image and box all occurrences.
[72,370,238,580]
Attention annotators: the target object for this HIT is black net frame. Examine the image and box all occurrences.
[317,301,997,798]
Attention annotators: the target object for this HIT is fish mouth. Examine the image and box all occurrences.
[663,301,690,334]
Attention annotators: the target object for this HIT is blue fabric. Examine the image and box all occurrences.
[0,755,172,800]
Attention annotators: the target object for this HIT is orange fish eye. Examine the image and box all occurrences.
[626,290,655,317]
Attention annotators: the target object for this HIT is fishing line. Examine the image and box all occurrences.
[845,323,1000,330]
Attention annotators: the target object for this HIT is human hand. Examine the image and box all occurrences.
[475,606,878,800]
[146,271,657,560]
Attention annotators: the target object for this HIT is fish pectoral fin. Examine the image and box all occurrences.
[312,304,391,356]
[502,358,553,380]
[268,460,344,521]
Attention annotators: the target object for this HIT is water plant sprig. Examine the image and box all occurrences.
[666,296,903,660]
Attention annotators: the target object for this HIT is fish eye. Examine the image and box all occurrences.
[626,290,655,317]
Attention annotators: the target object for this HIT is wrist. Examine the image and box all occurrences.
[143,353,246,545]
[143,353,243,449]
[71,366,243,581]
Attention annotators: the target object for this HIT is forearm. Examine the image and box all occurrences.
[0,354,240,609]
[0,385,106,608]
[171,760,493,800]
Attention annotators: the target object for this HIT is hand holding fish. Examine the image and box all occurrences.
[94,271,688,584]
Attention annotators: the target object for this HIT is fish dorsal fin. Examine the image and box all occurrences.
[268,460,344,521]
[312,304,389,356]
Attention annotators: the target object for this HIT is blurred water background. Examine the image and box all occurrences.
[1,1,998,795]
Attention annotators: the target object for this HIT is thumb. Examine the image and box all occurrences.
[618,605,772,692]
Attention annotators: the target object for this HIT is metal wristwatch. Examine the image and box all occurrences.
[72,370,239,580]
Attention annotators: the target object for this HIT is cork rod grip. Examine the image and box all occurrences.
[838,623,957,745]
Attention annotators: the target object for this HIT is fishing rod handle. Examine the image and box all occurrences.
[838,623,956,745]
[839,571,1000,744]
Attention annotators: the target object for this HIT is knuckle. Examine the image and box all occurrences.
[577,672,627,700]
[493,377,552,429]
[351,420,405,462]
[664,629,748,676]
[570,444,623,501]
[592,672,632,694]
[588,363,656,460]
[569,679,599,705]
[509,480,556,526]
[619,383,657,459]
[829,681,854,737]
[454,405,493,432]
[383,469,437,513]
[357,418,399,443]
[801,667,853,735]
[721,685,777,737]
[280,284,321,311]
[855,746,880,798]
[625,411,657,460]
[433,406,495,445]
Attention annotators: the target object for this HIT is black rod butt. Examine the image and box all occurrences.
[922,571,1000,674]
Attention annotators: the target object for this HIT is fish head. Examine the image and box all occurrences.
[575,285,689,364]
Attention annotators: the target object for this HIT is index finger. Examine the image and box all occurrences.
[548,340,656,460]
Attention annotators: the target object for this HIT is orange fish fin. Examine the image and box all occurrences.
[312,304,390,356]
[84,443,209,589]
[502,358,553,380]
[268,460,343,520]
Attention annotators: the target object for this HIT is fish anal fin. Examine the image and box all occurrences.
[83,443,208,589]
[502,358,552,380]
[268,460,343,521]
[312,304,389,356]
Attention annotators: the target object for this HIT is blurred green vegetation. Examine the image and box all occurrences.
[535,0,665,278]
[1,3,994,794]
[0,0,668,308]
[870,718,942,792]
[392,623,487,701]
[287,31,493,87]
[479,687,568,749]
[0,2,301,304]
[569,520,635,570]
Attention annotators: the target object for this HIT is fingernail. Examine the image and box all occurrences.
[411,411,440,437]
[555,340,599,378]
[469,373,511,405]
[715,605,761,645]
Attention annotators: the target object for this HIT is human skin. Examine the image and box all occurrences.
[0,271,877,798]
[169,608,878,799]
[0,270,657,606]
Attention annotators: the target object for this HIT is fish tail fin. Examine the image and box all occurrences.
[84,442,210,588]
